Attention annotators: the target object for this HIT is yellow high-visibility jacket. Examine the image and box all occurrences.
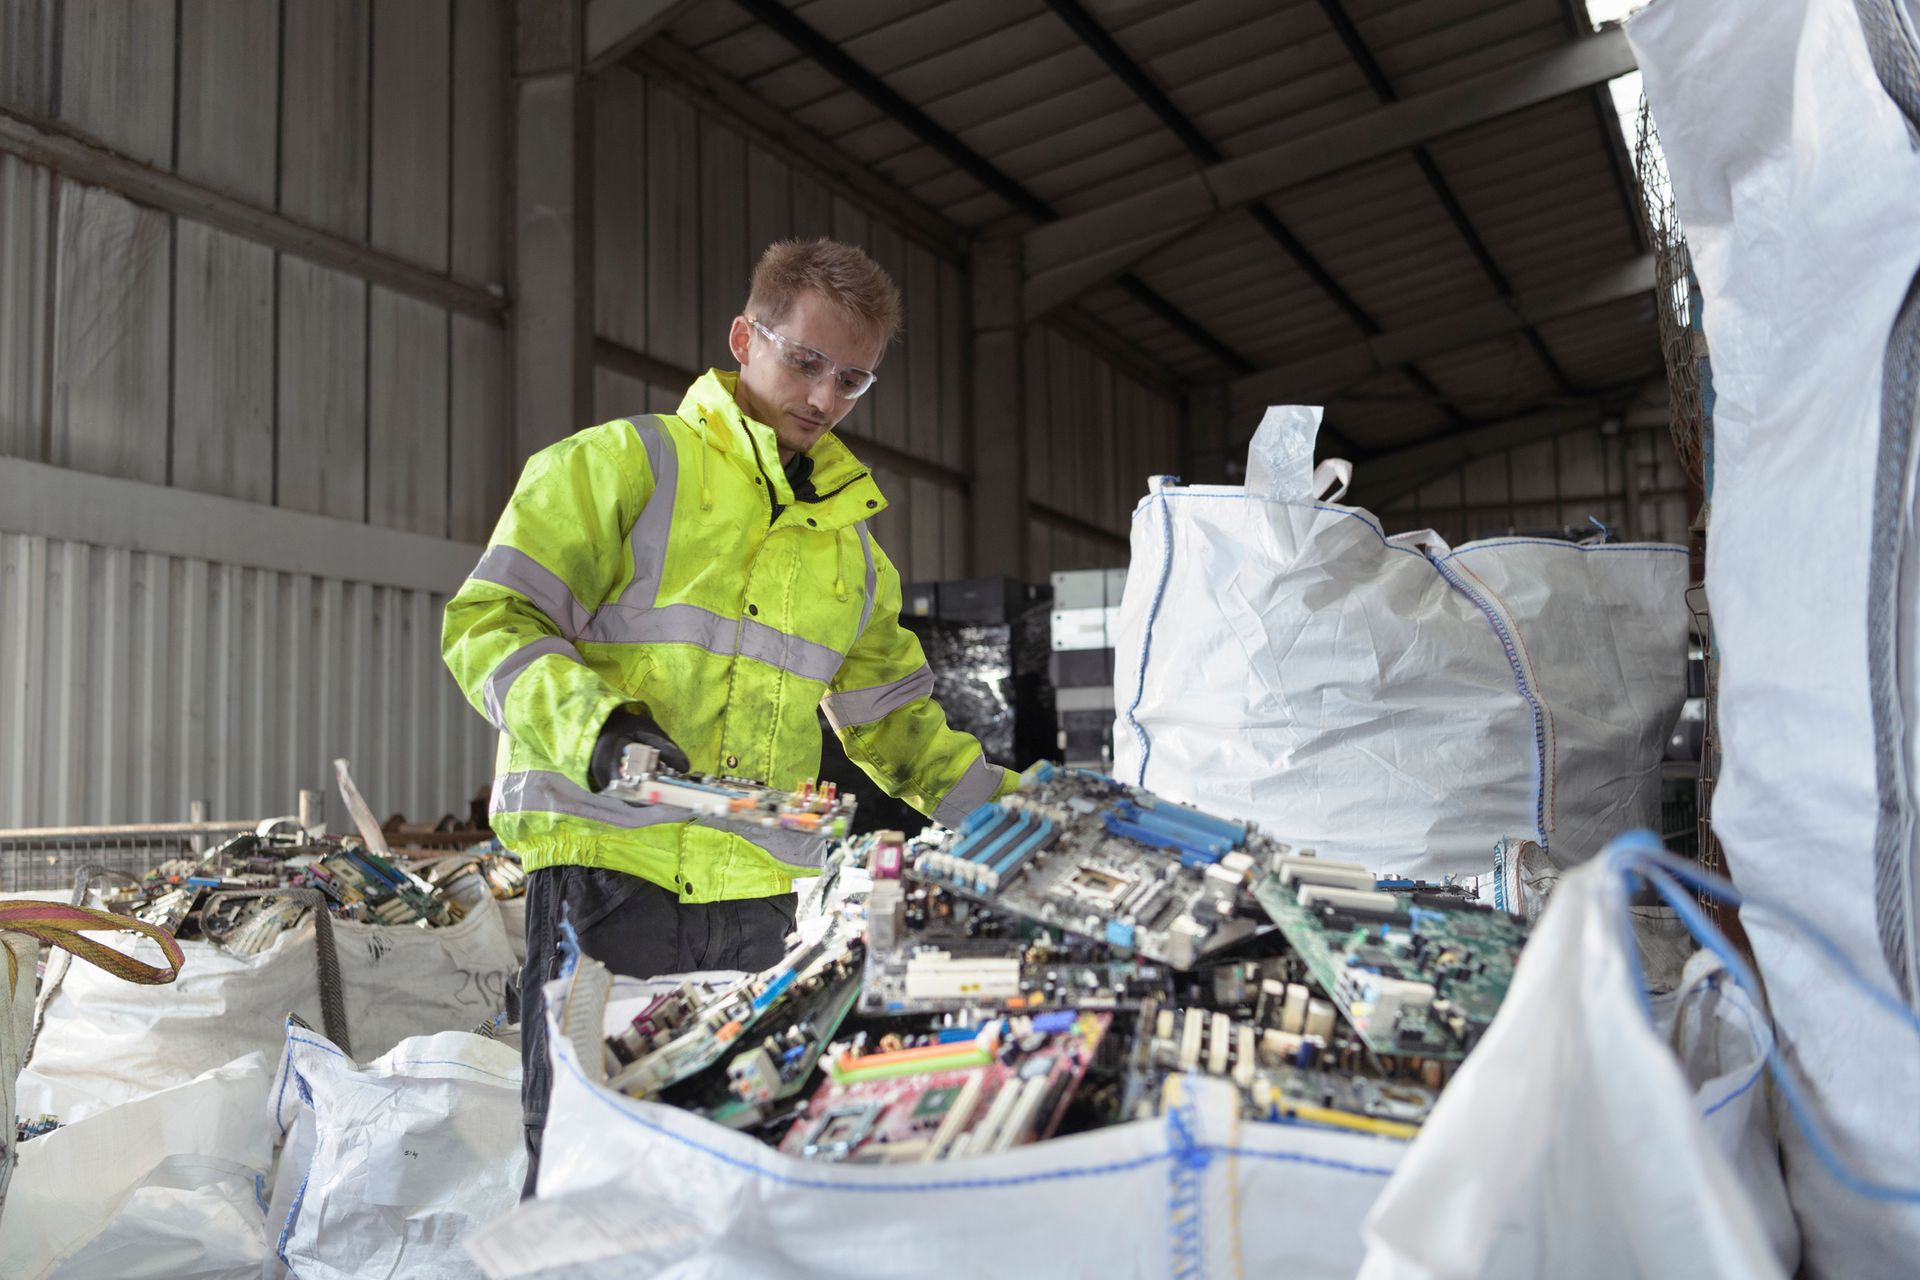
[442,369,1016,902]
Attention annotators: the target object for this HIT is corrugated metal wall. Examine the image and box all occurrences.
[0,530,493,830]
[1376,426,1692,546]
[0,5,1189,832]
[0,1,509,829]
[0,0,513,542]
[1023,325,1183,578]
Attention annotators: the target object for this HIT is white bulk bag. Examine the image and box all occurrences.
[1113,405,1689,879]
[467,1021,1405,1280]
[499,896,528,966]
[1629,0,1920,1271]
[21,895,516,1121]
[1,931,35,1219]
[266,1024,525,1280]
[0,1053,273,1280]
[469,961,1408,1277]
[1,900,187,1218]
[1358,834,1795,1280]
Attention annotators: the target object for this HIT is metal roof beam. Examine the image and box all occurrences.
[583,0,700,74]
[628,40,1189,397]
[1040,0,1461,432]
[0,106,504,321]
[1313,0,1577,397]
[1023,27,1637,319]
[632,36,969,263]
[727,0,1250,376]
[727,0,1054,223]
[1356,373,1667,507]
[1230,253,1655,416]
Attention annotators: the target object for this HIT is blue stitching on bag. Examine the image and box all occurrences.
[1135,490,1684,558]
[1428,554,1551,848]
[273,1061,297,1136]
[1225,1148,1398,1174]
[1702,1058,1766,1120]
[553,1039,1396,1194]
[1135,488,1606,849]
[1693,978,1769,1121]
[1444,538,1689,560]
[1166,1094,1210,1279]
[1123,484,1177,785]
[276,1168,312,1267]
[286,1033,522,1085]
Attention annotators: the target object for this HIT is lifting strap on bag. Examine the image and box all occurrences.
[0,900,186,988]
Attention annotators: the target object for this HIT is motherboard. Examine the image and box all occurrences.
[1252,855,1527,1059]
[861,878,1172,1016]
[1121,999,1437,1140]
[605,911,865,1099]
[606,743,858,840]
[907,763,1287,967]
[776,1011,1110,1163]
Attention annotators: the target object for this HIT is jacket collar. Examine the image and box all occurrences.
[679,369,887,525]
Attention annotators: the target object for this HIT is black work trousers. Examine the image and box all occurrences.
[518,863,796,1198]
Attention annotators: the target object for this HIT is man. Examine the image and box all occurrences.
[442,238,1017,1192]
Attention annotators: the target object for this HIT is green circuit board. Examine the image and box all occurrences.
[1252,872,1528,1060]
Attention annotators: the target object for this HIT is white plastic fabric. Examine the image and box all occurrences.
[1630,0,1920,1272]
[1,931,37,1217]
[0,1053,273,1280]
[466,1006,1407,1280]
[266,1025,525,1280]
[20,896,516,1121]
[1358,855,1794,1280]
[499,896,528,966]
[1112,406,1690,879]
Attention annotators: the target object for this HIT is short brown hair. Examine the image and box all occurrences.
[746,239,902,350]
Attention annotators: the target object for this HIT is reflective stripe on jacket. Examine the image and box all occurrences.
[441,369,1016,902]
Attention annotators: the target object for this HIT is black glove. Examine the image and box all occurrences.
[588,707,690,791]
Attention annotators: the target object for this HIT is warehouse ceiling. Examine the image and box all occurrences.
[627,0,1661,464]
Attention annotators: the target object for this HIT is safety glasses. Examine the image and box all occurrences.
[747,317,879,400]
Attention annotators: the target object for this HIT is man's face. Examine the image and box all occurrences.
[728,291,885,458]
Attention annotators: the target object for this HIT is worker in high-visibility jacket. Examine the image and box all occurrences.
[442,239,1017,1191]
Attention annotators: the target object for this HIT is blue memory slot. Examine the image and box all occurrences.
[1134,797,1245,848]
[344,851,404,889]
[949,806,1018,864]
[1103,811,1222,865]
[989,816,1054,880]
[962,811,1033,875]
[959,804,1003,837]
[1105,803,1230,865]
[751,968,796,1012]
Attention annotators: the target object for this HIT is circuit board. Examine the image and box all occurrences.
[300,847,448,925]
[860,880,1172,1015]
[605,743,857,840]
[777,1011,1109,1163]
[1251,855,1528,1060]
[605,914,865,1098]
[908,763,1288,968]
[663,955,867,1129]
[1120,1001,1435,1140]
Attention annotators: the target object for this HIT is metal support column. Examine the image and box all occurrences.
[513,0,595,459]
[970,235,1028,578]
[1184,382,1234,486]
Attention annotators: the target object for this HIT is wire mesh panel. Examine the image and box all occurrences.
[0,828,245,893]
[1636,98,1706,488]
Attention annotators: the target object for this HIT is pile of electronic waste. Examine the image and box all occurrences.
[557,760,1530,1162]
[87,827,528,957]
